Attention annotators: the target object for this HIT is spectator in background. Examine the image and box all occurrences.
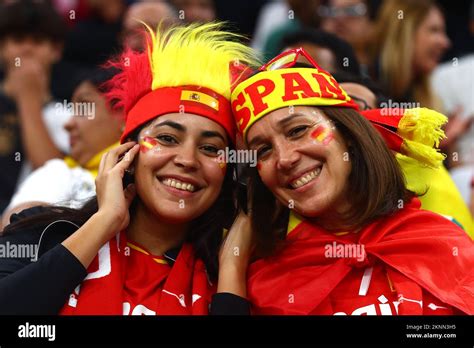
[0,0,71,214]
[278,29,361,75]
[1,68,123,230]
[319,0,380,72]
[252,0,291,52]
[171,0,216,23]
[370,0,450,111]
[260,0,322,60]
[62,0,126,70]
[432,1,474,209]
[122,1,179,51]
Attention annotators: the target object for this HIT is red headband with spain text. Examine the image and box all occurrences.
[231,67,359,140]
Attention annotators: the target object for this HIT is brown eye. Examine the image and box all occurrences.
[288,125,309,138]
[200,144,220,156]
[256,145,271,159]
[157,134,178,144]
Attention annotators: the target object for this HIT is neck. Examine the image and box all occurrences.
[127,201,189,256]
[308,199,356,233]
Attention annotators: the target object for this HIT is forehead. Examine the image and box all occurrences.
[73,81,100,98]
[140,112,227,135]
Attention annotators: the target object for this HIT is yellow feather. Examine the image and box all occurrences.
[143,22,261,99]
[397,108,447,168]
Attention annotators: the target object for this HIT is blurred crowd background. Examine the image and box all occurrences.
[0,0,472,227]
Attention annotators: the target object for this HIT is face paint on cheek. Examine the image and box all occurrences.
[214,157,227,173]
[311,123,334,145]
[139,136,160,153]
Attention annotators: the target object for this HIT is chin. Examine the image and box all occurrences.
[157,208,202,224]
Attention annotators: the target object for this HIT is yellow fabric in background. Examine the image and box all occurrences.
[64,142,119,178]
[397,153,474,238]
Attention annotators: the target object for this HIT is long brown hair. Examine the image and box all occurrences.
[248,106,415,257]
[370,0,444,110]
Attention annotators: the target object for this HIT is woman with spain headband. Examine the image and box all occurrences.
[0,23,259,315]
[223,48,474,315]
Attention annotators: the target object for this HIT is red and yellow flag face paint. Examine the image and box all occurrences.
[231,68,358,140]
[139,136,159,153]
[311,123,334,145]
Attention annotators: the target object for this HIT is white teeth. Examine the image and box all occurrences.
[162,178,196,192]
[290,168,322,189]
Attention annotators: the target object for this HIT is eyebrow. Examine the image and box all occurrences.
[201,130,226,143]
[153,120,186,132]
[153,121,226,142]
[276,112,315,127]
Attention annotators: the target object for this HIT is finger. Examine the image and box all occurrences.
[98,152,108,175]
[115,144,140,172]
[103,142,136,170]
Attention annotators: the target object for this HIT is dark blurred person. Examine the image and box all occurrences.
[260,0,322,60]
[122,1,179,51]
[171,0,216,23]
[278,29,361,75]
[0,0,71,214]
[62,0,126,69]
[319,0,380,70]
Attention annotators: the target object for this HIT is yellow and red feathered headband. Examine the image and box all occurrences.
[106,22,260,144]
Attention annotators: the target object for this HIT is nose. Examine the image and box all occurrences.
[441,33,451,50]
[173,142,200,170]
[275,142,300,171]
[64,116,76,133]
[18,38,36,57]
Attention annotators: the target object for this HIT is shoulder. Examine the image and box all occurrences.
[372,200,469,241]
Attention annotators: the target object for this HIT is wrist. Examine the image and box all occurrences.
[92,211,122,241]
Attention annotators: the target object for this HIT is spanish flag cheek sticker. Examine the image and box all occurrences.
[139,136,160,153]
[311,123,334,145]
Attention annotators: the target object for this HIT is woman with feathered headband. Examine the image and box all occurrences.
[0,23,260,315]
[222,48,474,315]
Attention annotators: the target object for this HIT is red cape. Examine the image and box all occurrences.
[247,200,474,314]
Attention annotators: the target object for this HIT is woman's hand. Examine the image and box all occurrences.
[62,142,139,268]
[217,210,255,297]
[95,142,140,234]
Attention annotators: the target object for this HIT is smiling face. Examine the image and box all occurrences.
[247,106,352,218]
[132,113,228,223]
[413,6,450,75]
[64,81,123,166]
